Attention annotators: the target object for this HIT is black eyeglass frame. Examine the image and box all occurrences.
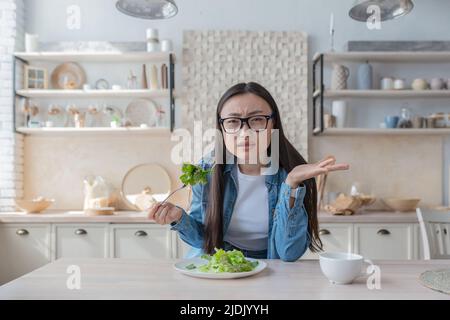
[219,113,275,133]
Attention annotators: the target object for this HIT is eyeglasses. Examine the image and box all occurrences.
[219,113,274,134]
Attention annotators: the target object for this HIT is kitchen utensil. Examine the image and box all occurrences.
[349,0,414,22]
[319,252,374,285]
[15,197,55,214]
[412,78,429,90]
[331,64,349,90]
[160,39,173,52]
[51,62,86,89]
[323,113,336,129]
[380,77,394,90]
[142,64,148,89]
[174,257,267,279]
[161,64,168,89]
[95,79,110,90]
[356,61,372,90]
[149,65,159,90]
[393,78,406,90]
[121,163,171,211]
[83,175,114,211]
[125,99,158,127]
[116,0,178,19]
[426,116,436,128]
[412,116,425,128]
[384,115,399,128]
[397,107,413,128]
[331,100,347,128]
[47,104,67,127]
[74,112,85,128]
[429,113,449,128]
[127,70,138,89]
[430,78,446,90]
[382,198,420,212]
[85,104,103,127]
[146,28,159,52]
[102,105,123,127]
[25,33,39,52]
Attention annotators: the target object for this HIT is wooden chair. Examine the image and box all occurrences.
[416,208,450,259]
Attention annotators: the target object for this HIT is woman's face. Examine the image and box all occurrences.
[219,93,274,164]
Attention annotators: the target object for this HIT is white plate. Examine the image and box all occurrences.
[125,99,157,127]
[174,257,267,279]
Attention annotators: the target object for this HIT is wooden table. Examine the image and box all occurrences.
[0,259,449,300]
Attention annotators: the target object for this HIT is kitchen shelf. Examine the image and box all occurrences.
[312,51,450,135]
[13,51,177,132]
[315,89,450,99]
[16,89,175,99]
[314,51,450,63]
[317,128,450,136]
[16,127,171,136]
[14,51,175,63]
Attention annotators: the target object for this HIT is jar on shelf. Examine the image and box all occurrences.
[146,28,159,52]
[398,107,413,128]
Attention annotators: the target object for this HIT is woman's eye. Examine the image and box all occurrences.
[251,117,265,123]
[225,119,239,124]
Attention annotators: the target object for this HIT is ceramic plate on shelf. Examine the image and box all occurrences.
[125,99,157,127]
[51,62,87,89]
[174,257,267,279]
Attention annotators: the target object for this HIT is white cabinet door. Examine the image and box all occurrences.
[110,224,173,259]
[301,224,353,259]
[354,224,414,260]
[0,224,51,285]
[54,224,108,259]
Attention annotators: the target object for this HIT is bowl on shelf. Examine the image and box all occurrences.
[15,197,55,214]
[382,198,420,212]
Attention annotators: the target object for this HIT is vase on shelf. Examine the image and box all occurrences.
[356,61,372,90]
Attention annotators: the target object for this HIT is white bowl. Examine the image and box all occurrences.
[319,252,365,285]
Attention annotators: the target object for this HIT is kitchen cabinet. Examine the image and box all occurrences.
[353,224,415,260]
[53,224,109,259]
[302,224,353,259]
[110,224,174,259]
[0,224,51,285]
[302,223,419,261]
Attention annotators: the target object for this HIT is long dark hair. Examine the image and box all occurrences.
[204,82,322,254]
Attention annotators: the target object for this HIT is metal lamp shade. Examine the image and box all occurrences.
[349,0,414,22]
[116,0,178,19]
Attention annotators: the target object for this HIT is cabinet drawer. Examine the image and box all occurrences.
[354,224,414,260]
[0,224,51,284]
[54,224,108,259]
[111,224,173,259]
[301,224,353,259]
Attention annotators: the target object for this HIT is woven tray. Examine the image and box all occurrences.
[419,269,450,295]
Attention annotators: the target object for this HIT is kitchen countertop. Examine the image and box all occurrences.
[0,258,448,300]
[0,210,418,224]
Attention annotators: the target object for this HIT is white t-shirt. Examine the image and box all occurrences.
[224,167,269,251]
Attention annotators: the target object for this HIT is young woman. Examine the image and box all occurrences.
[148,82,349,261]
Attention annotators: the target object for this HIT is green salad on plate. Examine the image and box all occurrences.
[186,249,259,273]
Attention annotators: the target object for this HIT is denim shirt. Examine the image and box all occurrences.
[170,158,310,262]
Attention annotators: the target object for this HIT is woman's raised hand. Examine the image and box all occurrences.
[285,156,349,188]
[147,202,183,225]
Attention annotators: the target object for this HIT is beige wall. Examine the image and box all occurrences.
[24,134,443,210]
[24,134,190,210]
[310,135,443,208]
